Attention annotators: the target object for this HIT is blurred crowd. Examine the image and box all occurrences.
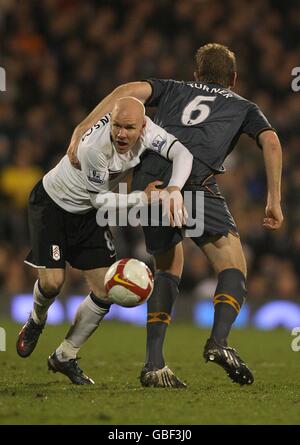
[0,0,299,309]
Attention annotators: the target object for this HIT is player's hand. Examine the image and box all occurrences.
[67,132,81,170]
[143,181,164,203]
[161,186,188,228]
[263,202,283,230]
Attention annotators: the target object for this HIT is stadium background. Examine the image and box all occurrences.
[0,0,299,329]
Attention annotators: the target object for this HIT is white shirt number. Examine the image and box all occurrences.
[181,95,216,126]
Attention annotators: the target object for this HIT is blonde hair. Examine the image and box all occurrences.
[195,43,237,87]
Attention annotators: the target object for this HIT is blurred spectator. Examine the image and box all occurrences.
[1,140,43,208]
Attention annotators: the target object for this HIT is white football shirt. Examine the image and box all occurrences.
[43,115,180,214]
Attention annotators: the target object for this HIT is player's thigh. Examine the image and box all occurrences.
[67,212,117,271]
[38,268,66,295]
[67,217,116,296]
[139,219,183,275]
[154,242,184,278]
[82,267,109,297]
[201,233,247,277]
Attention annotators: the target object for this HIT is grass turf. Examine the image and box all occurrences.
[0,320,300,425]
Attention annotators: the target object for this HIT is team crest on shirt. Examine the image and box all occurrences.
[151,135,167,153]
[87,169,107,184]
[51,245,60,261]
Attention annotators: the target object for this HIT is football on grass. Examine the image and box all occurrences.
[104,258,154,307]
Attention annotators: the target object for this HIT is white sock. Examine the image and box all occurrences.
[55,293,110,362]
[32,280,56,325]
[55,339,79,362]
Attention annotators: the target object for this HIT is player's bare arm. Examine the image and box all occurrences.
[259,130,283,230]
[67,82,152,168]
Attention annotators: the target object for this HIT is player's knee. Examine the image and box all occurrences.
[39,274,64,297]
[218,267,247,296]
[235,262,247,278]
[219,264,247,278]
[88,281,106,298]
[88,278,105,297]
[83,268,107,298]
[155,267,181,281]
[90,291,111,309]
[154,244,184,278]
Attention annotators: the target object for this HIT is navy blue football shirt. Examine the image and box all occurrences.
[145,79,274,181]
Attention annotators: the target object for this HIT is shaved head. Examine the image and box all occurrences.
[111,96,146,154]
[112,96,145,122]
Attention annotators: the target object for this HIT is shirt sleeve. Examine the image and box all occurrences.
[144,78,175,107]
[143,118,193,189]
[143,118,179,160]
[166,141,193,189]
[241,103,276,148]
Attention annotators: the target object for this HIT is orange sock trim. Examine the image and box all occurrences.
[213,293,241,314]
[147,312,171,324]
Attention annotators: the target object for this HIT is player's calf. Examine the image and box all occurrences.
[210,268,247,345]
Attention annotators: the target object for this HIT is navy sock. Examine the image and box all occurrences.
[210,268,246,346]
[145,271,179,369]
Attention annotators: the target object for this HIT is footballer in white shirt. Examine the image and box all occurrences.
[17,97,193,384]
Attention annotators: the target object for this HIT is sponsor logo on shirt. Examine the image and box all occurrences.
[87,170,107,184]
[151,135,167,153]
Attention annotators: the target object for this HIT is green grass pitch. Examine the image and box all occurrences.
[0,320,300,425]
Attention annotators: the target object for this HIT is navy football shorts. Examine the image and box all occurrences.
[25,181,116,270]
[131,152,238,255]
